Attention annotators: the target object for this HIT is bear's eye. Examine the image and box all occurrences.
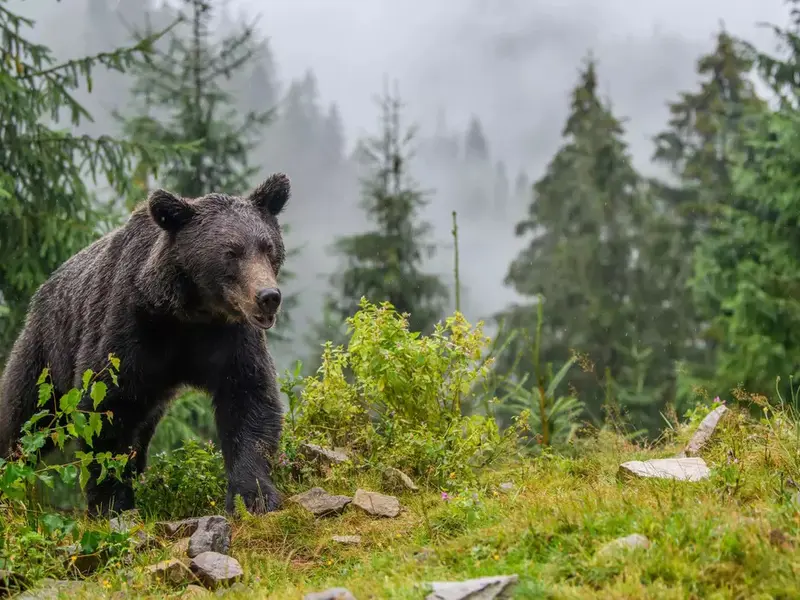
[257,239,273,255]
[225,246,245,260]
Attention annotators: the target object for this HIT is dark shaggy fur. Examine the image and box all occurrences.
[0,173,293,516]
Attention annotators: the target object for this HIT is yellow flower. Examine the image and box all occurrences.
[70,556,77,563]
[326,559,333,566]
[449,472,456,479]
[493,554,500,561]
[210,501,216,507]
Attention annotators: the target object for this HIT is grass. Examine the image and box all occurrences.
[24,404,800,599]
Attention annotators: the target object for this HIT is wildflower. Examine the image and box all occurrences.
[210,500,216,507]
[493,554,500,561]
[441,492,449,501]
[326,559,333,566]
[449,472,456,479]
[102,580,111,589]
[70,555,77,563]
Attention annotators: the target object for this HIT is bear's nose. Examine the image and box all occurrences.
[256,287,282,313]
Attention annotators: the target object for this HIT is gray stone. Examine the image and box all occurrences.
[109,509,141,533]
[681,405,729,457]
[426,575,519,600]
[289,487,352,517]
[14,580,87,600]
[303,588,357,600]
[188,516,232,558]
[498,482,515,493]
[383,467,419,492]
[352,489,401,518]
[597,534,651,557]
[331,535,362,545]
[182,584,210,597]
[300,443,349,465]
[190,552,243,590]
[618,457,710,482]
[155,518,201,540]
[144,559,197,587]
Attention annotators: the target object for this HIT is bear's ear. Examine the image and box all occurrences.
[248,173,291,217]
[148,189,195,232]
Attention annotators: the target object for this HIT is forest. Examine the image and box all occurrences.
[1,0,800,598]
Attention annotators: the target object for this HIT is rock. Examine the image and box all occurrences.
[352,489,401,518]
[155,518,201,540]
[303,588,357,600]
[331,535,362,545]
[59,543,103,574]
[680,405,729,457]
[182,584,210,597]
[597,534,651,557]
[498,482,515,493]
[214,581,248,596]
[289,487,352,517]
[618,457,710,482]
[0,569,27,595]
[188,516,232,558]
[383,467,419,492]
[189,552,243,590]
[300,443,349,465]
[171,537,192,558]
[426,575,519,600]
[109,508,141,533]
[145,559,197,587]
[14,580,88,600]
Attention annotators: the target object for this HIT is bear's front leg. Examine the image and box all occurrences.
[212,358,283,514]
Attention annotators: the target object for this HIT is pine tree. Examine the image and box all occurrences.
[650,29,765,406]
[119,0,270,199]
[117,0,297,450]
[499,57,662,430]
[687,11,800,398]
[0,0,173,361]
[323,84,448,336]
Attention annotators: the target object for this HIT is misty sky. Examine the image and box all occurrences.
[238,0,788,176]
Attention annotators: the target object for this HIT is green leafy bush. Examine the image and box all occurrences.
[0,356,134,589]
[134,439,226,520]
[278,298,528,488]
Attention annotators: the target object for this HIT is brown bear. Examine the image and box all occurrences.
[0,173,292,516]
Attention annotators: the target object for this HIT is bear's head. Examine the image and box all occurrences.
[146,173,291,330]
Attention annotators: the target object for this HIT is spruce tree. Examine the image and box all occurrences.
[651,29,765,405]
[117,0,296,450]
[0,0,172,361]
[500,57,662,430]
[323,84,448,336]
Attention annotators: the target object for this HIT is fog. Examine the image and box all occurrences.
[10,0,790,369]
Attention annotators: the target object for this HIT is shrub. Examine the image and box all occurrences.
[277,298,528,489]
[0,356,134,589]
[133,439,226,520]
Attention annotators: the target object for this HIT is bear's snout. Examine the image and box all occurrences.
[256,287,281,315]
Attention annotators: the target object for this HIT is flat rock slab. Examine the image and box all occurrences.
[682,405,729,457]
[145,559,197,587]
[155,518,201,540]
[332,535,362,545]
[383,467,419,492]
[303,588,357,600]
[190,551,243,590]
[14,580,88,600]
[426,575,519,600]
[300,443,350,464]
[598,534,651,557]
[352,489,401,518]
[109,509,141,533]
[619,457,710,482]
[289,487,352,517]
[188,515,232,558]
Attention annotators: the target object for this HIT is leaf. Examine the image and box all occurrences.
[36,368,50,386]
[90,381,107,409]
[60,464,78,486]
[89,412,102,437]
[59,388,81,414]
[545,356,578,399]
[108,354,120,370]
[81,370,93,391]
[37,383,53,407]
